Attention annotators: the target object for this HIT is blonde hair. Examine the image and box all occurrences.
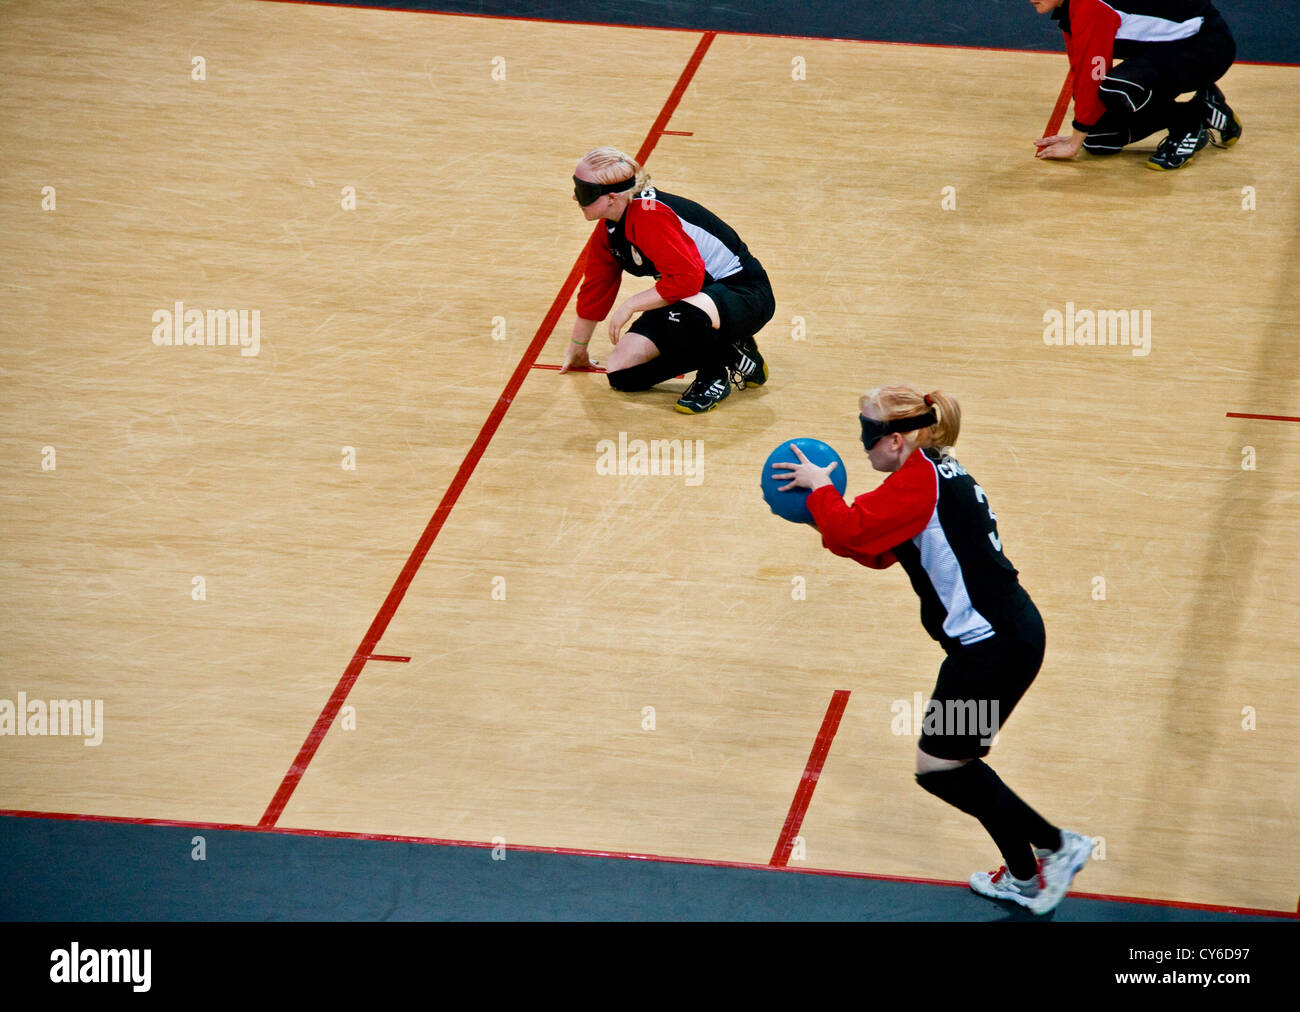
[860,385,962,454]
[576,146,651,196]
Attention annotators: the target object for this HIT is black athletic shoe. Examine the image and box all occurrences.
[674,370,731,414]
[728,336,768,390]
[1200,83,1242,148]
[1146,125,1210,170]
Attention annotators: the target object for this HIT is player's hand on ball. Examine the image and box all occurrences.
[772,443,837,492]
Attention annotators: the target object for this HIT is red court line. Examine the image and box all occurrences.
[770,689,850,867]
[5,808,1294,919]
[1039,70,1073,148]
[661,130,693,136]
[257,30,717,829]
[1226,412,1300,423]
[362,654,410,663]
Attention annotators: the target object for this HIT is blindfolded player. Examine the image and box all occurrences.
[773,385,1094,914]
[563,147,776,414]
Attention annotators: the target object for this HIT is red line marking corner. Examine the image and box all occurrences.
[771,690,851,867]
[1038,71,1073,155]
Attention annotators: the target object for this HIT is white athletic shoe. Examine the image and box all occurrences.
[969,862,1047,913]
[971,831,1093,915]
[1034,830,1095,913]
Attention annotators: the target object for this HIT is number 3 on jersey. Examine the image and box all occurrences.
[973,484,1003,552]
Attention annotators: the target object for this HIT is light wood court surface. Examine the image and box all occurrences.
[1,1,1296,913]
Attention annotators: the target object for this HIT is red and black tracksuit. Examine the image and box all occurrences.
[1053,0,1236,152]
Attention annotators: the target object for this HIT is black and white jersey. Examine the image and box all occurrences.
[807,447,1025,653]
[577,188,764,321]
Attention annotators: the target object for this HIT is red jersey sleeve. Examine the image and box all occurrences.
[805,451,937,569]
[1064,0,1121,130]
[575,225,622,322]
[625,198,706,303]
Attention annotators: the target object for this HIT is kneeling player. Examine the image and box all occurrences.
[561,147,775,414]
[1031,0,1241,170]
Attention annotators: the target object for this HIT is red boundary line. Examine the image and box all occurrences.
[256,1,1300,67]
[1041,70,1073,145]
[3,808,1293,919]
[770,689,851,867]
[256,29,717,828]
[530,363,607,373]
[1226,411,1300,423]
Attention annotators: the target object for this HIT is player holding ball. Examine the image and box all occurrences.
[772,384,1094,914]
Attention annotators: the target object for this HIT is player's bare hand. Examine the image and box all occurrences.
[560,342,597,374]
[1034,134,1083,159]
[772,443,837,492]
[607,302,635,344]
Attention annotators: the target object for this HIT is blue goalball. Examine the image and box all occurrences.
[762,439,848,525]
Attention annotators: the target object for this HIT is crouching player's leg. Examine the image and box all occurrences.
[604,294,722,401]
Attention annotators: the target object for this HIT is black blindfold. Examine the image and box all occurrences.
[573,175,636,206]
[860,411,937,451]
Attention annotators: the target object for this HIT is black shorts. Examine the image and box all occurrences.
[918,593,1046,761]
[631,266,775,360]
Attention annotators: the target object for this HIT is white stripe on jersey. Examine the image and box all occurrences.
[1113,8,1203,44]
[673,213,743,281]
[914,458,995,646]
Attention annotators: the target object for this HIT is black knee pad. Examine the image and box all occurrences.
[607,355,687,392]
[915,759,993,815]
[1098,74,1153,115]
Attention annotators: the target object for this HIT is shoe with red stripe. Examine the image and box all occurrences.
[969,861,1048,913]
[1034,829,1095,913]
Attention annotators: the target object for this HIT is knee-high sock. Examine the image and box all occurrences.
[916,760,1061,880]
[607,353,688,391]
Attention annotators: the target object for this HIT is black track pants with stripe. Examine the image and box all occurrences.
[1084,11,1236,153]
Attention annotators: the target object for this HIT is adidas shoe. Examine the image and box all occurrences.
[674,370,731,414]
[1146,125,1210,170]
[1200,83,1242,148]
[1034,830,1095,913]
[969,861,1047,913]
[728,336,768,390]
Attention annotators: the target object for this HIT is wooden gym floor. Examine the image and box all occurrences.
[0,0,1296,917]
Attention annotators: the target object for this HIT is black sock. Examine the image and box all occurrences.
[607,353,687,392]
[916,760,1060,881]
